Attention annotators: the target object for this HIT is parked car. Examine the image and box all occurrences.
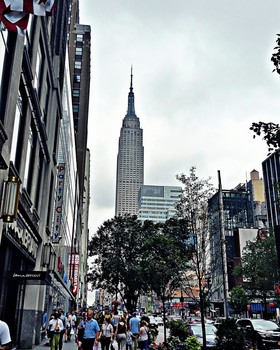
[236,318,280,349]
[155,316,164,326]
[148,316,158,328]
[213,317,227,329]
[189,323,217,349]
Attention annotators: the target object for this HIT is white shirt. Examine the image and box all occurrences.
[0,321,11,346]
[70,315,76,326]
[49,318,64,332]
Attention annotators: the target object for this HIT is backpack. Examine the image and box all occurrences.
[145,327,152,344]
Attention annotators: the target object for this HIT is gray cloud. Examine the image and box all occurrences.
[81,0,280,234]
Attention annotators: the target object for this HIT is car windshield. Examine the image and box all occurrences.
[191,325,217,336]
[251,320,279,331]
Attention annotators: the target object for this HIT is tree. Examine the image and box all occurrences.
[233,232,280,319]
[250,122,280,155]
[142,217,192,343]
[175,166,215,350]
[215,318,245,350]
[250,35,280,154]
[228,286,249,317]
[87,214,151,312]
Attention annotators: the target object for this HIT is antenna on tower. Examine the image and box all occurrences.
[130,65,133,91]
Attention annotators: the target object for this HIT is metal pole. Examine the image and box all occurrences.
[218,170,229,317]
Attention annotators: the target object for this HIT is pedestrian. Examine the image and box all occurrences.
[112,311,119,334]
[126,329,133,350]
[99,317,113,350]
[0,320,11,350]
[138,321,148,350]
[129,313,140,350]
[58,309,66,350]
[114,316,127,350]
[69,311,76,340]
[48,312,64,350]
[78,310,100,350]
[64,312,71,342]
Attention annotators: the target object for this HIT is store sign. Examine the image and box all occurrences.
[52,163,65,243]
[11,271,51,284]
[68,254,79,296]
[5,223,38,259]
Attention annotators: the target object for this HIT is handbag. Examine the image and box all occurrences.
[77,327,85,341]
[47,330,54,339]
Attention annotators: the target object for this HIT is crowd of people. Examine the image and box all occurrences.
[0,309,152,350]
[46,309,150,350]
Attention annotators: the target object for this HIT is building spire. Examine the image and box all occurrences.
[126,66,136,117]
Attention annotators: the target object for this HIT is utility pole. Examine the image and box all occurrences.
[218,170,229,317]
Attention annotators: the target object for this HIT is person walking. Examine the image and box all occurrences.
[129,313,140,350]
[114,316,127,350]
[0,320,11,350]
[138,321,148,350]
[78,310,100,350]
[126,328,133,350]
[58,310,66,350]
[112,311,119,334]
[99,317,113,350]
[48,312,64,350]
[64,312,71,342]
[69,311,76,341]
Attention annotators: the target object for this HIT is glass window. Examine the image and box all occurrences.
[0,27,7,95]
[74,75,81,83]
[75,47,82,56]
[73,104,79,113]
[34,43,43,92]
[72,89,80,97]
[74,61,82,69]
[10,93,22,163]
[23,127,33,189]
[76,34,83,42]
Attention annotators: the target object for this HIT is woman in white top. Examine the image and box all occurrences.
[99,318,113,350]
[138,321,148,350]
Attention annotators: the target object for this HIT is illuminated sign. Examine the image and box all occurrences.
[68,254,79,296]
[52,163,65,243]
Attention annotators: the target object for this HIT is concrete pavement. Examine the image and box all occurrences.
[33,337,78,350]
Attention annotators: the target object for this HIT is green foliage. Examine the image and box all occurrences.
[249,36,280,154]
[233,231,280,301]
[143,218,192,300]
[250,122,280,155]
[88,214,193,314]
[228,286,249,315]
[168,320,190,342]
[184,336,200,350]
[175,167,215,349]
[215,318,245,350]
[87,214,150,312]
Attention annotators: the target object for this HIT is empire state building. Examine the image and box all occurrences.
[115,69,144,216]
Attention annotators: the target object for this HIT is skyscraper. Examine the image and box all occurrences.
[138,185,181,222]
[115,69,144,216]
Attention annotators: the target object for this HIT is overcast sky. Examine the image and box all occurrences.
[79,1,280,237]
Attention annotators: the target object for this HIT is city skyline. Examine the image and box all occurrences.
[80,0,280,235]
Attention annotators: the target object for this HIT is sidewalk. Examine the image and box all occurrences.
[33,338,78,350]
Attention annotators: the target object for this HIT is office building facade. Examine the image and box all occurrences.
[0,0,91,347]
[247,169,267,228]
[115,71,144,216]
[208,184,254,315]
[138,185,181,222]
[262,150,280,228]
